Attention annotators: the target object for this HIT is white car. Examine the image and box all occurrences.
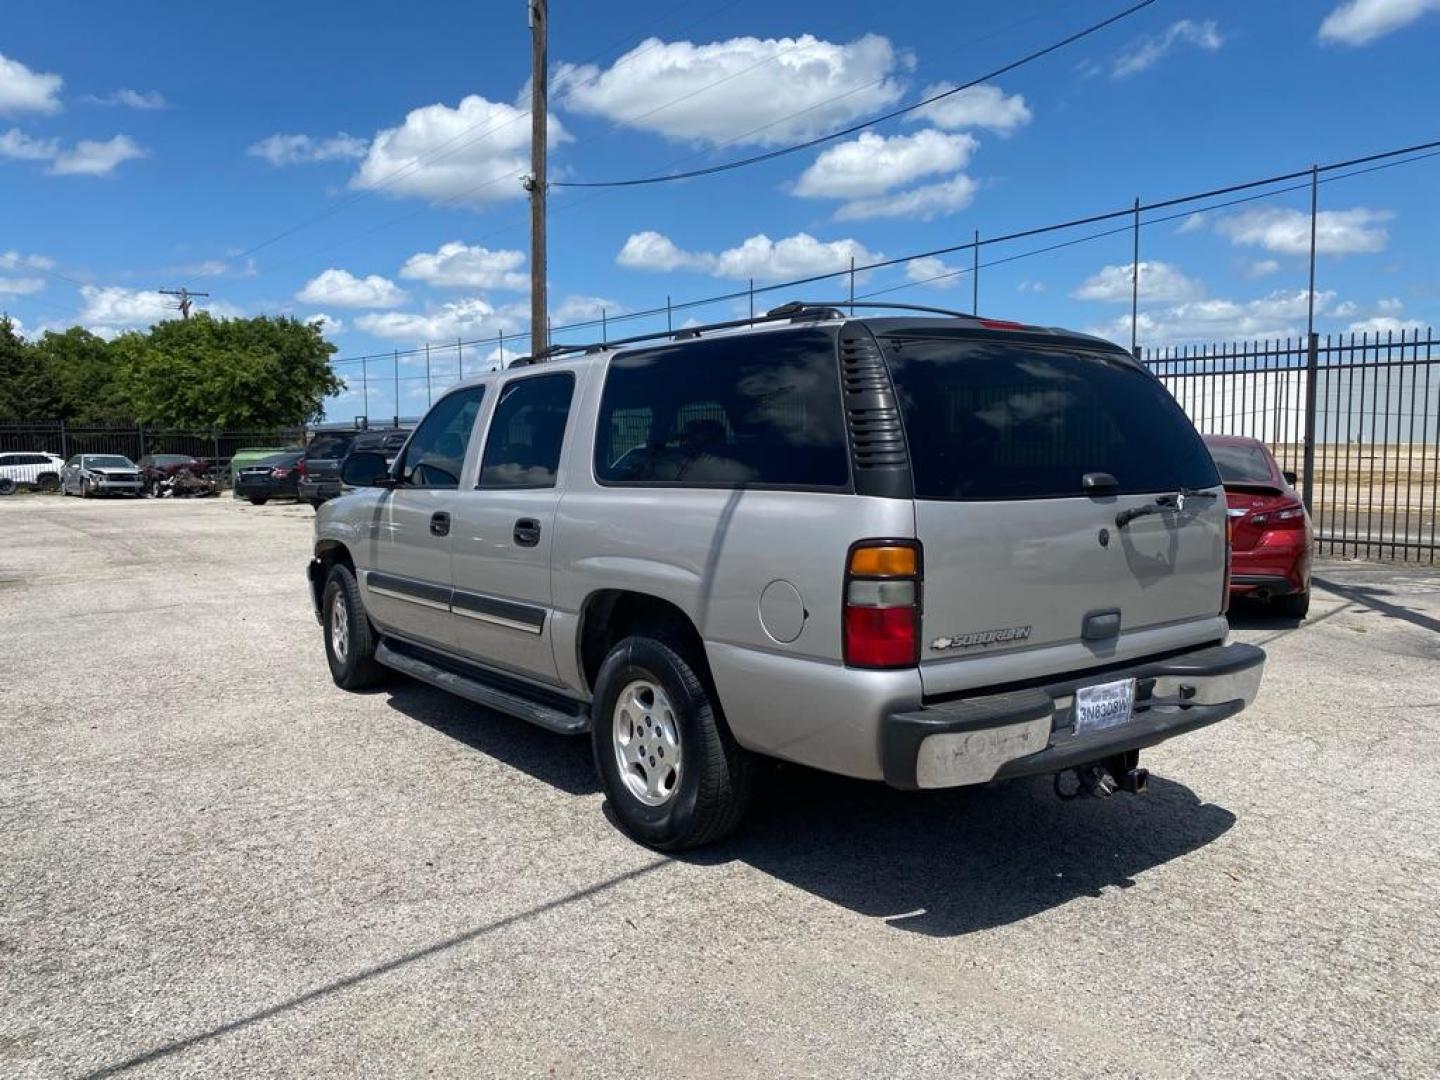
[60,454,145,497]
[0,451,66,492]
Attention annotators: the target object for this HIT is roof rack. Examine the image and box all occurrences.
[508,300,973,364]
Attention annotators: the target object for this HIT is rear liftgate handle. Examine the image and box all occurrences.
[513,518,541,547]
[430,511,450,538]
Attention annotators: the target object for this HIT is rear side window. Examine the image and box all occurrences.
[594,329,849,489]
[883,338,1219,500]
[478,373,574,489]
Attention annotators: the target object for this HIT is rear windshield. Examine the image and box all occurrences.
[882,338,1219,500]
[306,434,354,459]
[1206,442,1277,485]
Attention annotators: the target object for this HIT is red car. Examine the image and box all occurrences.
[1203,435,1312,618]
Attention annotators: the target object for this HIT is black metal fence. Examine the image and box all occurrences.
[1144,327,1439,563]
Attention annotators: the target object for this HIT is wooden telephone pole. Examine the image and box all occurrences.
[524,0,548,357]
[159,287,208,319]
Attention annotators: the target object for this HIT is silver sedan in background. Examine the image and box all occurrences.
[60,454,145,497]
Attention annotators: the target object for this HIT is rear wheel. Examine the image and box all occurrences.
[323,564,383,690]
[1275,589,1310,619]
[591,635,753,851]
[248,496,268,506]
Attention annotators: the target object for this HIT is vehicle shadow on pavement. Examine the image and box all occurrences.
[688,765,1235,937]
[382,681,601,796]
[378,682,1235,939]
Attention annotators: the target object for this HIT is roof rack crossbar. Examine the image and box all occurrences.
[509,300,969,364]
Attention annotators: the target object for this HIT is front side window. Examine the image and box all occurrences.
[478,374,575,489]
[397,386,486,489]
[883,338,1219,500]
[594,329,849,489]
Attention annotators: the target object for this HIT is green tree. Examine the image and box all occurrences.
[0,315,52,420]
[31,327,130,421]
[122,314,342,429]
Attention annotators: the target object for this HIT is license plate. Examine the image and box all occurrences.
[1074,678,1136,734]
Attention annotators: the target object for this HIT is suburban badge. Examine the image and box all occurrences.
[930,626,1033,651]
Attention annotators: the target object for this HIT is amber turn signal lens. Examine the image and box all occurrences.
[849,545,917,577]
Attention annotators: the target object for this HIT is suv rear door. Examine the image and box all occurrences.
[449,370,577,684]
[880,332,1226,693]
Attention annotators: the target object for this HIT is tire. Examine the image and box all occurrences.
[0,477,15,496]
[1275,589,1310,619]
[36,474,59,492]
[322,563,384,690]
[248,497,269,506]
[591,635,754,851]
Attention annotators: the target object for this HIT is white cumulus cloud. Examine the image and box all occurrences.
[0,51,62,114]
[905,256,962,289]
[834,174,978,221]
[248,132,368,166]
[1215,206,1392,256]
[0,275,43,295]
[0,250,54,271]
[351,94,566,205]
[794,130,976,200]
[617,231,714,273]
[1086,289,1338,347]
[304,312,345,335]
[616,230,882,283]
[909,83,1031,133]
[555,33,906,146]
[76,285,240,337]
[2,129,146,175]
[1346,315,1427,334]
[1113,20,1223,78]
[83,89,167,110]
[1074,261,1204,304]
[355,297,518,343]
[1320,0,1440,45]
[400,242,527,290]
[297,269,408,308]
[50,134,146,176]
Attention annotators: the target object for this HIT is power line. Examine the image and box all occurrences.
[551,0,1159,188]
[320,136,1440,368]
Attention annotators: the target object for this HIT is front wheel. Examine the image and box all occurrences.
[36,474,59,493]
[591,635,753,851]
[322,564,384,690]
[248,497,268,506]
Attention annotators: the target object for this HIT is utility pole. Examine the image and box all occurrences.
[159,287,208,319]
[523,0,548,357]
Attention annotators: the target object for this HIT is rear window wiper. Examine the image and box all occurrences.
[1115,487,1217,528]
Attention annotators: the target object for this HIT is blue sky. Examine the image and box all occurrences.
[2,0,1438,419]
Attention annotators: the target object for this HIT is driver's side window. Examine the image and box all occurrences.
[398,386,486,489]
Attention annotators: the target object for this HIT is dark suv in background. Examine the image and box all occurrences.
[297,428,410,506]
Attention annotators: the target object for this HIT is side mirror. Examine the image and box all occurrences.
[1282,470,1298,486]
[341,451,394,488]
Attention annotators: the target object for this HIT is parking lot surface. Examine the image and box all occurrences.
[2,496,1437,1079]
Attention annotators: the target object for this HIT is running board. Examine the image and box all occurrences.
[375,640,590,735]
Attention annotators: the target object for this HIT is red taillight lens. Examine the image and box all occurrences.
[295,459,307,478]
[843,541,921,669]
[270,466,291,478]
[1250,501,1306,528]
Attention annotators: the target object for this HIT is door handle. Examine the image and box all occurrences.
[513,518,541,547]
[430,511,451,537]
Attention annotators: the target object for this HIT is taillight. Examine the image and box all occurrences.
[1221,517,1232,615]
[295,459,308,478]
[1250,501,1306,528]
[843,541,921,668]
[270,466,292,478]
